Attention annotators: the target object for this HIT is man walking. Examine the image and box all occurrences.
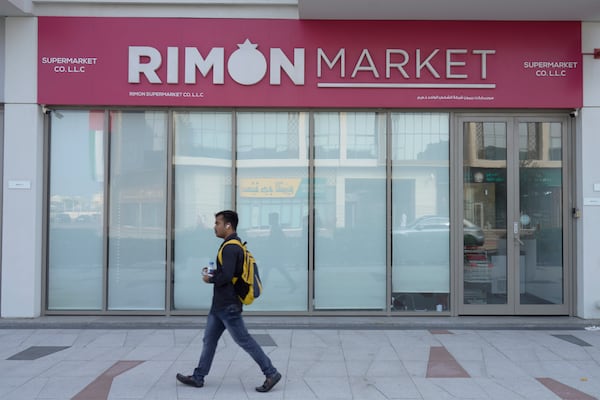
[176,210,282,393]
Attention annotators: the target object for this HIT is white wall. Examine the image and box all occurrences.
[32,0,297,18]
[0,18,5,102]
[1,16,43,317]
[578,22,600,318]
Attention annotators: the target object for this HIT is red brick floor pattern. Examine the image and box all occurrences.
[426,346,471,378]
[71,360,144,400]
[536,378,598,400]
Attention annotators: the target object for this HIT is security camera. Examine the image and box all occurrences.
[569,109,578,118]
[41,105,51,115]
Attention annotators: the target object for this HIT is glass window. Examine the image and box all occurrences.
[236,111,309,311]
[314,112,340,159]
[174,111,230,159]
[173,111,233,310]
[238,112,302,159]
[519,122,563,305]
[463,121,507,306]
[518,122,562,162]
[107,111,168,310]
[478,122,507,160]
[346,112,380,159]
[391,113,450,312]
[549,124,562,161]
[314,112,387,310]
[48,110,104,310]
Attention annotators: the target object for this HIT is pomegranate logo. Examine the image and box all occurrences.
[228,39,267,85]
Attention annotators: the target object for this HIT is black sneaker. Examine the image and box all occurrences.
[176,373,204,388]
[255,372,281,392]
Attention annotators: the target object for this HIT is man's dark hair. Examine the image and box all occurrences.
[216,210,239,230]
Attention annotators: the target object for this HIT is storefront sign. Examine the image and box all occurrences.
[38,18,582,108]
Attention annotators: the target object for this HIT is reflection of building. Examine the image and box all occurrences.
[464,121,563,233]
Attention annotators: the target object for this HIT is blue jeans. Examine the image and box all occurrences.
[193,304,277,379]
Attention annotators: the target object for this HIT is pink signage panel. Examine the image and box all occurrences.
[38,18,582,108]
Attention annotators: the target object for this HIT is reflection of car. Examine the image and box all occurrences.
[393,216,484,264]
[462,218,485,246]
[76,214,92,223]
[395,216,484,246]
[53,213,72,223]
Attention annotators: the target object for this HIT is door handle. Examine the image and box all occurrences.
[513,222,524,246]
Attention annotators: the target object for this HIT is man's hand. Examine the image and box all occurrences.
[202,274,212,283]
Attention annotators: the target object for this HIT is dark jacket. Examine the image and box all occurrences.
[209,233,243,310]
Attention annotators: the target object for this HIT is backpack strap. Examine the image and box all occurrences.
[217,239,244,277]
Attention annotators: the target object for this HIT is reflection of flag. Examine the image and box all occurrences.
[89,111,104,182]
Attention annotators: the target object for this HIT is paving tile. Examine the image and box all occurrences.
[252,333,277,346]
[401,360,428,377]
[343,346,382,361]
[110,360,170,398]
[291,330,333,348]
[458,360,488,378]
[172,329,201,346]
[471,378,532,400]
[534,360,591,378]
[570,360,600,379]
[21,331,80,347]
[289,345,334,361]
[365,360,409,377]
[39,359,117,378]
[389,344,431,361]
[265,330,293,348]
[276,376,317,399]
[425,378,490,399]
[304,360,347,377]
[7,346,70,360]
[444,344,484,361]
[482,348,529,378]
[37,376,93,399]
[123,330,158,347]
[137,331,176,347]
[345,359,370,377]
[0,358,58,378]
[494,376,560,400]
[371,376,421,399]
[285,359,319,377]
[348,377,390,400]
[88,331,128,347]
[63,345,135,361]
[412,377,470,400]
[304,377,353,399]
[0,376,35,399]
[552,334,593,347]
[212,378,249,400]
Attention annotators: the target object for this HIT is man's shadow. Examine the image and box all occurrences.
[260,212,297,291]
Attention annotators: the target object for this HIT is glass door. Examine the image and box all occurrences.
[459,116,569,315]
[516,119,567,313]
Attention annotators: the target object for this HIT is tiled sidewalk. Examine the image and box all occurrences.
[0,326,599,399]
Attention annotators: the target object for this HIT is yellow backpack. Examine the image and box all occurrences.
[217,239,262,305]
